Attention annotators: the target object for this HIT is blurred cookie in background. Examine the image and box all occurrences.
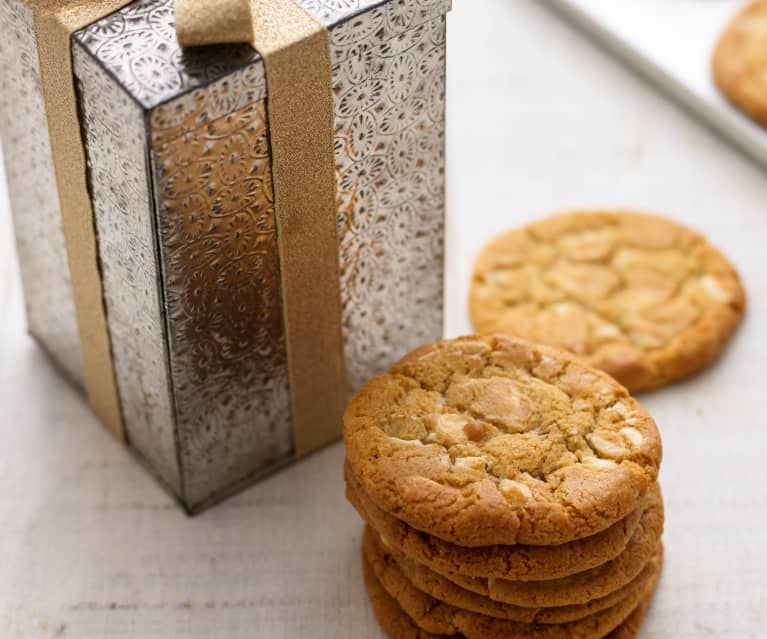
[469,211,745,392]
[713,0,767,126]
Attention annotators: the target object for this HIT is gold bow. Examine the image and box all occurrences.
[175,0,254,46]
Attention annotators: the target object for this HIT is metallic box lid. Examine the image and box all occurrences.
[73,0,451,110]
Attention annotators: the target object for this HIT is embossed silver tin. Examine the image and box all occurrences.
[0,0,449,511]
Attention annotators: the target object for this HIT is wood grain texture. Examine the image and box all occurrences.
[1,0,766,636]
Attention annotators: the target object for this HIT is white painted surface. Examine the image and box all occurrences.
[1,1,766,637]
[545,0,767,168]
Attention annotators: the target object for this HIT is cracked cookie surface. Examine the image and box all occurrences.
[469,211,745,392]
[362,532,661,639]
[364,526,660,625]
[713,0,767,126]
[344,334,662,546]
[346,463,646,580]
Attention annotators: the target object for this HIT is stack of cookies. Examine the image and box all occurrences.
[344,334,664,639]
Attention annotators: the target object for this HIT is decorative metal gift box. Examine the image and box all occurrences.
[0,0,449,511]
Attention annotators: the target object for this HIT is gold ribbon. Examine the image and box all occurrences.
[175,0,349,457]
[27,0,135,440]
[257,2,349,458]
[24,0,347,456]
[175,0,348,457]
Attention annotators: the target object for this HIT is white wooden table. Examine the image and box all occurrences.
[1,1,766,637]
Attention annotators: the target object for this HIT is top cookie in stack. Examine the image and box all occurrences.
[344,334,664,639]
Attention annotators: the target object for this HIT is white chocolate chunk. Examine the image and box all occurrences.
[535,355,562,377]
[582,456,618,469]
[612,401,640,424]
[435,413,470,444]
[701,275,730,303]
[454,456,487,472]
[630,331,663,348]
[613,402,630,417]
[499,479,533,502]
[553,302,573,317]
[391,437,424,446]
[594,324,622,339]
[588,433,628,459]
[620,426,643,448]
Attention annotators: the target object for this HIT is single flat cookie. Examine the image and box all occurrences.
[362,550,655,639]
[344,334,662,546]
[713,0,767,126]
[346,464,646,580]
[469,211,745,392]
[362,535,661,639]
[442,490,663,608]
[364,526,660,625]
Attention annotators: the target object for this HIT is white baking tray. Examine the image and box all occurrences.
[543,0,767,170]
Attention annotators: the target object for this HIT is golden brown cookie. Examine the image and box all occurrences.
[346,464,647,581]
[344,334,662,547]
[364,526,660,625]
[713,0,767,126]
[441,490,663,608]
[469,211,745,392]
[362,550,655,639]
[362,533,662,639]
[606,596,652,639]
[364,544,444,639]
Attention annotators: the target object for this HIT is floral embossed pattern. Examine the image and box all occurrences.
[333,14,447,389]
[0,0,84,385]
[145,1,447,505]
[73,44,182,495]
[152,101,293,506]
[75,0,259,109]
[67,0,450,507]
[300,0,387,23]
[74,0,451,110]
